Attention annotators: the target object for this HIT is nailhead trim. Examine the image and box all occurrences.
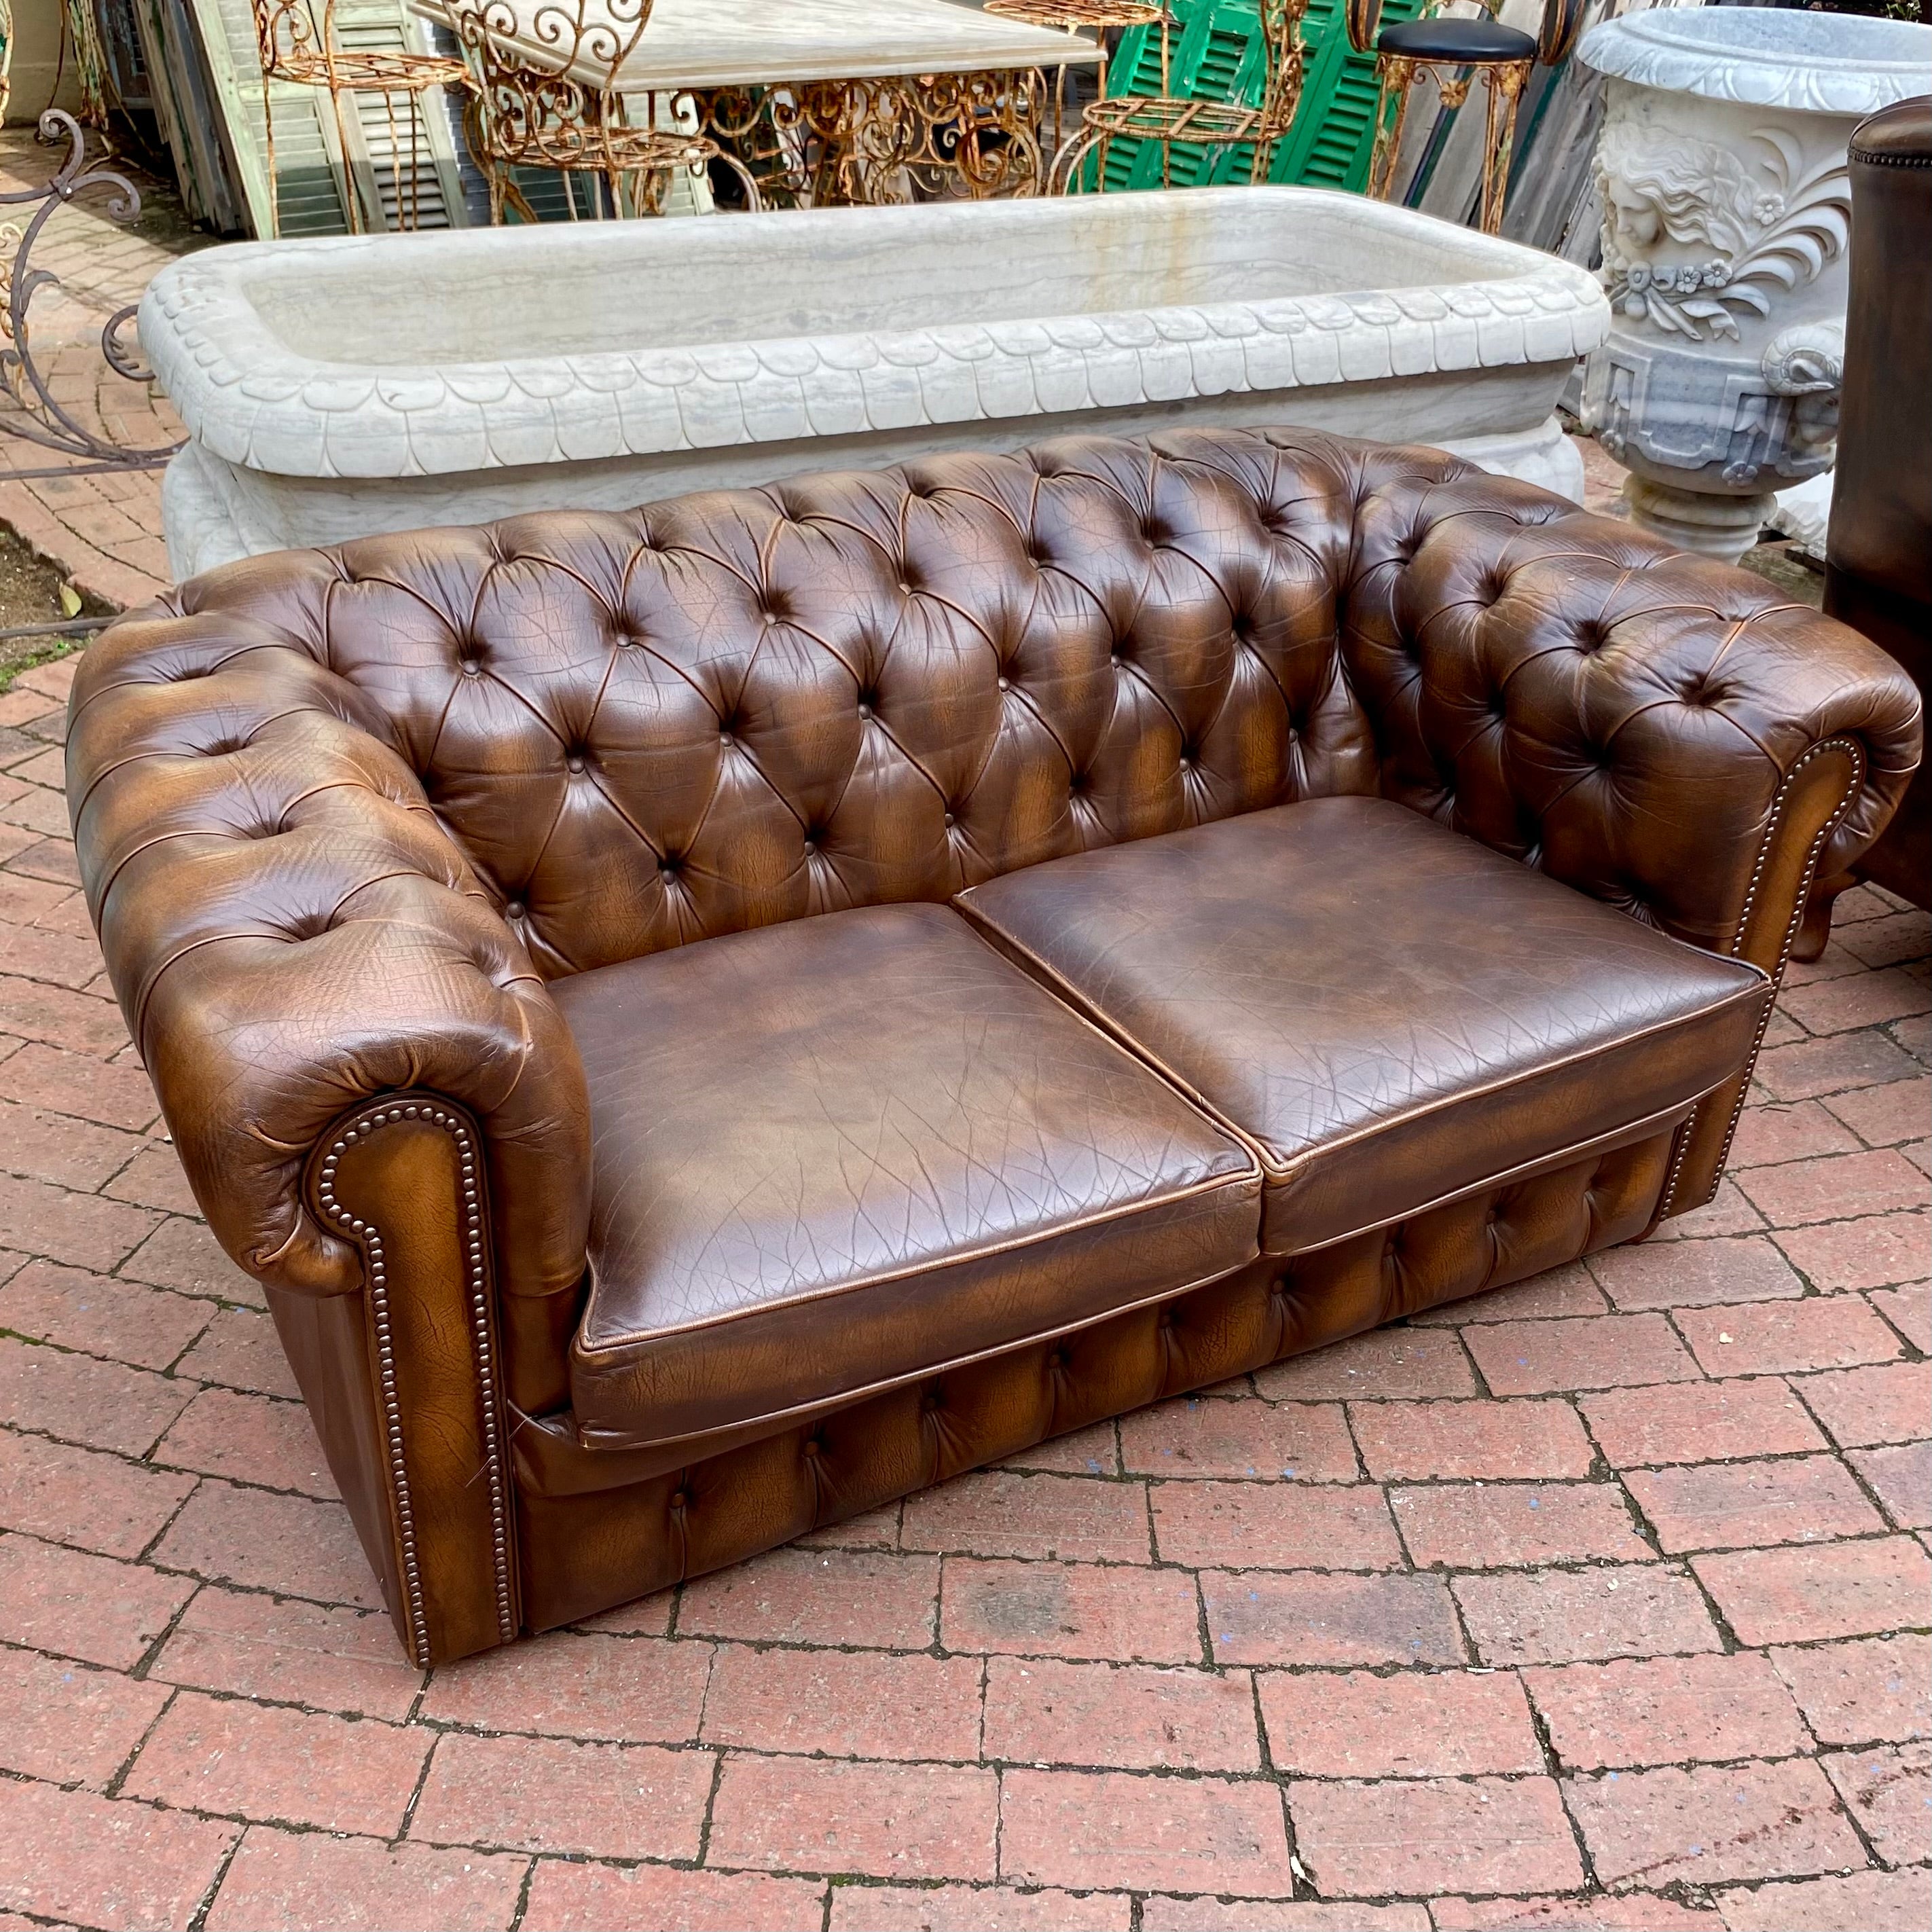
[1658,735,1866,1220]
[313,1099,517,1664]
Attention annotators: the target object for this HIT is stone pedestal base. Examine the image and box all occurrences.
[1624,474,1772,564]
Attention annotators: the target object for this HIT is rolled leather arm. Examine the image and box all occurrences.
[67,598,592,1324]
[1338,460,1922,1209]
[1342,465,1922,955]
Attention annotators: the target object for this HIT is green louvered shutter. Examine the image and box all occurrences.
[1095,1,1260,192]
[1091,0,1422,196]
[1262,0,1423,189]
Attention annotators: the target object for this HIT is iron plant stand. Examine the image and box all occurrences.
[0,111,181,486]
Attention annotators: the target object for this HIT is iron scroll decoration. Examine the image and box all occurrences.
[0,110,182,484]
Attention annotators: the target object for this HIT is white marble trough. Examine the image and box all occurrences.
[142,187,1611,575]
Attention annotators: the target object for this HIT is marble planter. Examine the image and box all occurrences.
[141,187,1608,575]
[1578,7,1932,562]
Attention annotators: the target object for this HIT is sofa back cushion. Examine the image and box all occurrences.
[177,429,1489,978]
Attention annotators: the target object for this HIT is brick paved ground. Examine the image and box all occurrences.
[0,642,1922,1928]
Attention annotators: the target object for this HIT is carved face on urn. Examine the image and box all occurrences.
[1596,124,1784,270]
[1590,113,1848,345]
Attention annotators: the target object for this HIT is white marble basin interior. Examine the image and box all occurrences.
[237,191,1561,367]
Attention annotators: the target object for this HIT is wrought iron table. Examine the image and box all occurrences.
[416,0,1100,205]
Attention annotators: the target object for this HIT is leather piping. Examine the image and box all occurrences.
[1278,1091,1704,1257]
[568,1248,1260,1454]
[1658,734,1867,1219]
[954,894,1769,1182]
[575,1152,1258,1357]
[565,1096,1711,1459]
[307,1097,517,1663]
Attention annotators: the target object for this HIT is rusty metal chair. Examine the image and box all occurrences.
[983,0,1163,159]
[1347,0,1584,235]
[253,0,472,235]
[1049,0,1309,195]
[448,0,761,222]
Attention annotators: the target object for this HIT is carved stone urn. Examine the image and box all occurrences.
[1578,7,1932,562]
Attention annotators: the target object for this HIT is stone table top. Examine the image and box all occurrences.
[412,0,1100,91]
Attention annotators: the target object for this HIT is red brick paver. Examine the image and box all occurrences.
[0,619,1924,1927]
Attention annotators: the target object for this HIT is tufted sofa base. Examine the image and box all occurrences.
[513,1127,1673,1635]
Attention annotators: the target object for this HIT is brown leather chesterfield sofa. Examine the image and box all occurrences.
[69,429,1920,1666]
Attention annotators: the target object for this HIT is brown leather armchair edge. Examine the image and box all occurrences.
[1322,458,1919,1214]
[67,598,591,1660]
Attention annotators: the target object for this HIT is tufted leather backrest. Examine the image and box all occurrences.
[123,426,1915,979]
[141,429,1407,977]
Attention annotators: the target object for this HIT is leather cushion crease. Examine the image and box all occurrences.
[555,900,1260,1450]
[64,425,1922,1662]
[957,796,1771,1255]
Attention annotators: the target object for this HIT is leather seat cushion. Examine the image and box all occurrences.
[957,797,1770,1256]
[1377,17,1536,60]
[555,902,1260,1450]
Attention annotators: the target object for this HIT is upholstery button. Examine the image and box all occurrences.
[1046,1349,1065,1370]
[997,676,1010,693]
[1109,653,1122,668]
[858,704,872,721]
[943,812,955,828]
[803,1438,821,1458]
[669,1489,688,1510]
[898,579,913,594]
[720,732,733,746]
[566,754,585,774]
[504,900,525,920]
[459,658,481,677]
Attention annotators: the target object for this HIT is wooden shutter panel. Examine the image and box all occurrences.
[1095,0,1423,196]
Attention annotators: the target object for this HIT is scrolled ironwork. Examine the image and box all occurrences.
[450,0,761,218]
[0,111,181,481]
[691,66,1051,209]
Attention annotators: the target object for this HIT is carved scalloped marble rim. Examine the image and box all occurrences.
[139,189,1609,484]
[1580,10,1932,117]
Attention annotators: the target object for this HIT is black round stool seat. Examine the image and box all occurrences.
[1377,16,1537,61]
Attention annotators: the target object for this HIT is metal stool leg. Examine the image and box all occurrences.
[1366,54,1417,203]
[262,70,282,237]
[1476,58,1529,235]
